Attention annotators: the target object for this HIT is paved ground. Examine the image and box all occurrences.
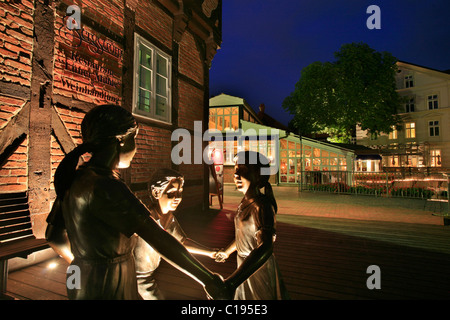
[5,184,450,301]
[218,185,447,226]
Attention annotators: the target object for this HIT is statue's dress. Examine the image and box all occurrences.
[134,215,186,300]
[234,195,290,300]
[60,164,150,299]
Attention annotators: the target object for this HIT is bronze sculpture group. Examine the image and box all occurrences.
[46,104,289,300]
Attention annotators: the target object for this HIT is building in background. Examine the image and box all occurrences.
[356,61,450,173]
[209,94,355,185]
[0,0,222,238]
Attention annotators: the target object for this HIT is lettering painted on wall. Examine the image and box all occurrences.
[54,6,123,105]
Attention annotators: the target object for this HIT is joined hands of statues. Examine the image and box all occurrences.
[213,249,229,263]
[204,273,233,300]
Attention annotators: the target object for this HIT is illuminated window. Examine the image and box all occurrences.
[405,122,415,138]
[209,107,239,131]
[133,34,171,123]
[389,127,397,140]
[429,120,439,137]
[390,155,400,167]
[428,95,439,110]
[430,150,441,167]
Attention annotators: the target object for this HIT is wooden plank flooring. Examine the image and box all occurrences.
[5,209,450,300]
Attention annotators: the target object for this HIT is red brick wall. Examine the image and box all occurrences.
[0,96,28,193]
[0,0,34,87]
[179,31,204,85]
[0,136,28,193]
[135,1,173,50]
[131,124,172,185]
[0,0,221,231]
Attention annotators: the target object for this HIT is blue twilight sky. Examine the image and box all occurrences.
[209,0,450,126]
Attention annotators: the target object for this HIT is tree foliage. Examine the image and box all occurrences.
[283,42,402,143]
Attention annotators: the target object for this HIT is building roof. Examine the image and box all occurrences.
[210,93,246,106]
[257,103,290,131]
[397,60,450,78]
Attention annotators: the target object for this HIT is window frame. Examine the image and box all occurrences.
[132,33,172,124]
[404,75,414,88]
[428,120,440,137]
[427,94,439,110]
[405,97,415,113]
[430,149,441,167]
[388,126,398,140]
[405,122,415,139]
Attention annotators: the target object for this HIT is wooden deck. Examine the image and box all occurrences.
[5,206,450,300]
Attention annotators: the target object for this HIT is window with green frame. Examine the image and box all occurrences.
[209,107,239,131]
[133,33,171,123]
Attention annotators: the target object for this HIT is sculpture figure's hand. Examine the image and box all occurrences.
[214,249,229,263]
[203,273,233,300]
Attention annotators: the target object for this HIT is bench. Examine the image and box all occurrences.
[0,191,49,299]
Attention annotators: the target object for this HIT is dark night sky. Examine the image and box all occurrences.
[209,0,450,127]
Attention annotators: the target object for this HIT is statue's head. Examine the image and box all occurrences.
[81,104,138,168]
[233,151,270,193]
[148,168,184,214]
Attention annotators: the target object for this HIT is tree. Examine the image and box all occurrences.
[283,42,402,143]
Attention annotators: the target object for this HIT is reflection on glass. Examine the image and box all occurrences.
[156,95,166,116]
[138,89,151,113]
[156,54,167,77]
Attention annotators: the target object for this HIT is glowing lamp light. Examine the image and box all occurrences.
[211,149,223,165]
[47,262,58,270]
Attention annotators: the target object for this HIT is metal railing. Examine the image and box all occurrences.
[298,170,449,202]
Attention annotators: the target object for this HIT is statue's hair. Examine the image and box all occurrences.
[148,168,184,202]
[54,104,137,199]
[234,151,277,213]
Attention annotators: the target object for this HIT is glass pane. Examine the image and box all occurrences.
[217,116,223,131]
[231,115,238,131]
[156,54,167,77]
[138,89,151,113]
[140,68,152,89]
[232,107,239,114]
[313,148,321,157]
[156,95,167,117]
[209,116,215,129]
[140,46,152,69]
[156,75,167,96]
[224,116,230,129]
[435,127,439,136]
[280,160,287,174]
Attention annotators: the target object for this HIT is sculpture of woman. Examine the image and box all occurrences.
[45,104,230,300]
[134,168,219,299]
[215,151,290,299]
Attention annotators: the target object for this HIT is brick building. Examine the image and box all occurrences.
[0,0,222,238]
